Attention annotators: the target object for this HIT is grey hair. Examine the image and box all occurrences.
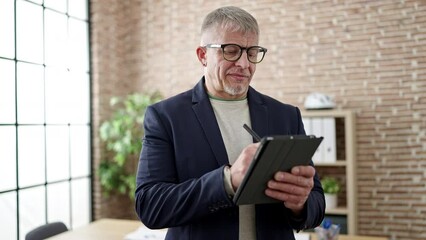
[201,6,259,37]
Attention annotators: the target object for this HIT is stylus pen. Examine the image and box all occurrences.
[243,124,261,142]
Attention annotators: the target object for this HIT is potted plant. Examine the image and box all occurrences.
[98,92,162,199]
[321,176,340,210]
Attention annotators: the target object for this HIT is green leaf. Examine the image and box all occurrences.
[97,92,162,199]
[321,177,340,194]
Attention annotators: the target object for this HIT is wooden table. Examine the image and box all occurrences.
[48,218,388,240]
[47,218,143,240]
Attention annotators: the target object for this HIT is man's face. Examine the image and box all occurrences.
[199,28,259,100]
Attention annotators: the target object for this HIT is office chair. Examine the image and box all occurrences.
[25,222,68,240]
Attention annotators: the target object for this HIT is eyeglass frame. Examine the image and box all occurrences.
[204,43,268,64]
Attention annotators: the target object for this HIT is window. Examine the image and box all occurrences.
[0,0,91,239]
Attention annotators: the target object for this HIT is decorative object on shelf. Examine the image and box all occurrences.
[315,218,340,240]
[98,92,162,199]
[304,92,336,110]
[321,176,340,210]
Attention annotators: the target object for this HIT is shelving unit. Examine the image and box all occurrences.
[302,110,357,235]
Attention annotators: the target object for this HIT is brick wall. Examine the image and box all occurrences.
[90,1,426,239]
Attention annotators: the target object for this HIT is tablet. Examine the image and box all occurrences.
[233,135,323,205]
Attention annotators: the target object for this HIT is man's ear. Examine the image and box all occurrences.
[196,46,207,67]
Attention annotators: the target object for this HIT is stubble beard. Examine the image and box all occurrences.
[224,83,248,96]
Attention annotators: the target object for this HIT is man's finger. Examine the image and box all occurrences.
[291,165,315,177]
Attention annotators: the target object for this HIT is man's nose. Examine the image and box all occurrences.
[235,51,250,68]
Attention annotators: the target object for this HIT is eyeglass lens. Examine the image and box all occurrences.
[223,44,265,63]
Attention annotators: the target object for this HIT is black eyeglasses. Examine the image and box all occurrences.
[205,43,267,64]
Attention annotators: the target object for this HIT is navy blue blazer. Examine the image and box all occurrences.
[135,77,325,240]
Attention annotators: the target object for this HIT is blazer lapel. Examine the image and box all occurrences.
[192,78,229,166]
[247,87,268,140]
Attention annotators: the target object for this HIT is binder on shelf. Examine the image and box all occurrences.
[233,135,323,205]
[322,117,337,163]
[311,118,324,163]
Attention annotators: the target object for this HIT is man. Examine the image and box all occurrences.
[135,6,325,240]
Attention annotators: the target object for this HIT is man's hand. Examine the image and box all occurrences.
[265,165,315,216]
[229,143,260,191]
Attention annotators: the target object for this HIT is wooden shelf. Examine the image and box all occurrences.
[302,110,358,235]
[325,207,348,215]
[314,161,347,167]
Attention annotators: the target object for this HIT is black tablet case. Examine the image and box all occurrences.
[233,135,323,205]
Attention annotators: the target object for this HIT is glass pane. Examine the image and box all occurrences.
[18,126,45,188]
[45,68,90,124]
[69,0,88,20]
[47,182,70,227]
[45,67,70,124]
[0,126,17,192]
[17,62,44,124]
[19,186,46,240]
[68,19,89,71]
[0,59,16,123]
[70,125,90,177]
[68,72,90,124]
[45,9,68,67]
[71,178,90,228]
[44,0,67,13]
[0,0,15,58]
[0,191,17,240]
[46,126,70,182]
[16,0,43,64]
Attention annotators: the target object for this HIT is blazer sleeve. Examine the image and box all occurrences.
[288,176,325,231]
[134,106,234,229]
